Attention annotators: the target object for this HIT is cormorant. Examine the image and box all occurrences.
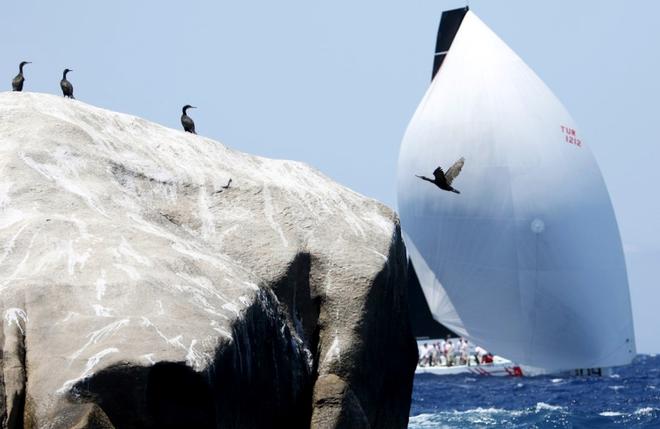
[181,105,196,134]
[12,61,31,91]
[60,69,75,98]
[416,157,465,194]
[212,179,233,196]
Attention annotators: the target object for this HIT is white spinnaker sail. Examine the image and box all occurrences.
[397,11,636,371]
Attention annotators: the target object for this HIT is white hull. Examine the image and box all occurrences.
[416,363,612,377]
[416,339,612,377]
[416,361,522,377]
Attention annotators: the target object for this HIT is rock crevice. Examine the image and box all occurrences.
[1,305,27,429]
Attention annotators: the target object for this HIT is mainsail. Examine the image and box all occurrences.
[397,9,636,371]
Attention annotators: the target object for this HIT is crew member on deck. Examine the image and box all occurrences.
[444,338,454,366]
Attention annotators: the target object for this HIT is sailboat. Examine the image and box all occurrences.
[398,7,636,375]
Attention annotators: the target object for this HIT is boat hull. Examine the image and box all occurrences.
[416,362,523,377]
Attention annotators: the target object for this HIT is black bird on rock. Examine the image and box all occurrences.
[12,61,31,91]
[181,105,197,134]
[416,157,465,194]
[60,69,75,98]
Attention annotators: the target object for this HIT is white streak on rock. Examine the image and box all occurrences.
[186,339,205,369]
[210,320,233,340]
[68,215,91,239]
[168,335,185,349]
[198,186,215,239]
[117,236,151,266]
[176,273,222,297]
[95,271,107,300]
[60,312,80,323]
[4,308,28,334]
[70,319,129,360]
[171,242,230,270]
[113,263,141,281]
[66,240,91,275]
[243,281,259,291]
[0,208,25,231]
[323,336,341,365]
[0,183,26,229]
[0,224,28,265]
[20,152,109,218]
[0,182,11,208]
[262,185,288,247]
[126,212,179,243]
[342,209,366,238]
[58,348,118,394]
[365,247,388,263]
[92,304,113,317]
[0,247,30,288]
[216,224,239,247]
[322,268,334,294]
[156,300,165,315]
[140,317,187,350]
[222,303,240,317]
[361,211,393,236]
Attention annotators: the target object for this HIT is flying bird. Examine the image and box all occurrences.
[181,105,196,134]
[12,61,31,91]
[60,69,75,98]
[416,157,465,194]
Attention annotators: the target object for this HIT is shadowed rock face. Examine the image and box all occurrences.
[0,92,417,429]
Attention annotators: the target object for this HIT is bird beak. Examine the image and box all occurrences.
[191,106,197,109]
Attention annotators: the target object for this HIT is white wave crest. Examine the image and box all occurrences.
[409,407,527,427]
[599,411,623,417]
[408,413,442,428]
[535,402,564,412]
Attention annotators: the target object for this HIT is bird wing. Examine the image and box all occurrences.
[181,115,196,133]
[432,167,449,187]
[60,80,73,95]
[12,75,23,90]
[444,157,465,185]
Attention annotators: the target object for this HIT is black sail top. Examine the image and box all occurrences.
[431,7,469,80]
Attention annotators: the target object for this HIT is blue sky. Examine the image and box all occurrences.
[2,1,658,353]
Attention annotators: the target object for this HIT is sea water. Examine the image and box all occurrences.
[409,354,660,428]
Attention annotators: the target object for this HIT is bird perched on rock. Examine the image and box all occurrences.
[416,157,465,194]
[60,69,75,98]
[181,105,197,134]
[12,61,31,91]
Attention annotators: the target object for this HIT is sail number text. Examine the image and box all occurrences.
[560,125,582,147]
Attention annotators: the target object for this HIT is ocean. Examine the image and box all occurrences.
[409,354,660,428]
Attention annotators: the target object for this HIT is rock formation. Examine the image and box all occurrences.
[0,92,417,428]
